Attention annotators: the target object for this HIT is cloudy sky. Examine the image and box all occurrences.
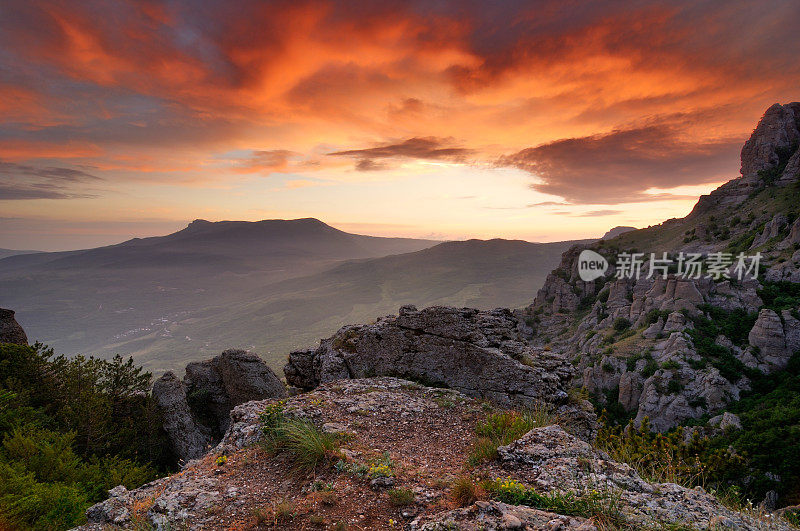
[1,0,798,250]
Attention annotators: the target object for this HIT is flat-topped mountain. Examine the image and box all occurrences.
[0,218,438,272]
[0,219,587,371]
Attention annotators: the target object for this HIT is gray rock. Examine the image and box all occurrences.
[284,305,574,410]
[708,412,742,431]
[153,349,287,461]
[749,309,792,371]
[0,308,28,345]
[496,425,794,530]
[152,372,212,462]
[740,102,800,177]
[417,501,595,530]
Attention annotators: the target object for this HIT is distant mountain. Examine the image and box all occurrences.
[0,248,39,260]
[0,218,437,273]
[0,218,589,372]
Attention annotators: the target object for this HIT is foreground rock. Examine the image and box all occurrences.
[494,425,788,530]
[0,308,27,345]
[285,305,574,409]
[80,378,792,530]
[152,349,286,462]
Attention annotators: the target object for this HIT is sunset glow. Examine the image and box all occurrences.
[1,0,798,249]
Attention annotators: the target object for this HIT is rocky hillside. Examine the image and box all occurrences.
[79,378,795,530]
[523,102,800,431]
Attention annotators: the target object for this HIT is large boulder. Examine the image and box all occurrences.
[740,102,800,177]
[153,349,286,462]
[284,305,574,409]
[748,308,792,371]
[152,372,212,462]
[0,308,27,345]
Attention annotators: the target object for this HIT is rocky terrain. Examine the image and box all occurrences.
[524,102,800,431]
[79,377,793,530]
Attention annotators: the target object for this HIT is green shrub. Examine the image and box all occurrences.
[0,344,170,529]
[484,477,625,527]
[387,488,415,506]
[640,358,659,378]
[612,317,631,332]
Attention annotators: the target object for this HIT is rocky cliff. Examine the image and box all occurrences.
[0,308,28,345]
[524,102,800,431]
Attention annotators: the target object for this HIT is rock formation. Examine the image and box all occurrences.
[81,378,793,530]
[0,308,28,345]
[285,305,574,410]
[152,349,286,462]
[524,102,800,431]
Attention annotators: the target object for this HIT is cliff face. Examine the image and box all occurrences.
[526,102,800,431]
[0,308,28,345]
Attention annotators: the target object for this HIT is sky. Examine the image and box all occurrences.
[1,0,799,251]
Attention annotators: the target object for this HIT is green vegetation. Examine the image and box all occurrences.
[483,477,625,528]
[714,353,800,504]
[597,417,745,488]
[468,409,557,465]
[259,402,342,470]
[758,281,800,313]
[597,355,800,506]
[612,317,631,332]
[685,305,759,382]
[0,343,172,529]
[386,488,415,506]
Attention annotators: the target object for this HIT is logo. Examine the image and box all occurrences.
[578,249,608,281]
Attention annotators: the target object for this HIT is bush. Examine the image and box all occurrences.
[612,318,631,332]
[0,344,170,529]
[483,477,625,527]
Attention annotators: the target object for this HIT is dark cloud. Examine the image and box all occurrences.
[330,137,473,171]
[0,161,100,200]
[355,159,388,171]
[500,124,741,204]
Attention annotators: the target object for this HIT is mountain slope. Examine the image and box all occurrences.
[58,238,587,371]
[520,102,800,505]
[0,219,587,372]
[0,248,39,260]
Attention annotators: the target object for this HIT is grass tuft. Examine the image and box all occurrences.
[468,407,559,465]
[387,488,415,506]
[451,477,480,507]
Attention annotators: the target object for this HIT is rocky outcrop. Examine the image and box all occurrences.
[0,308,27,345]
[152,349,286,462]
[81,378,790,531]
[495,425,793,530]
[748,309,794,371]
[152,372,212,461]
[740,102,800,177]
[284,305,574,410]
[418,501,596,530]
